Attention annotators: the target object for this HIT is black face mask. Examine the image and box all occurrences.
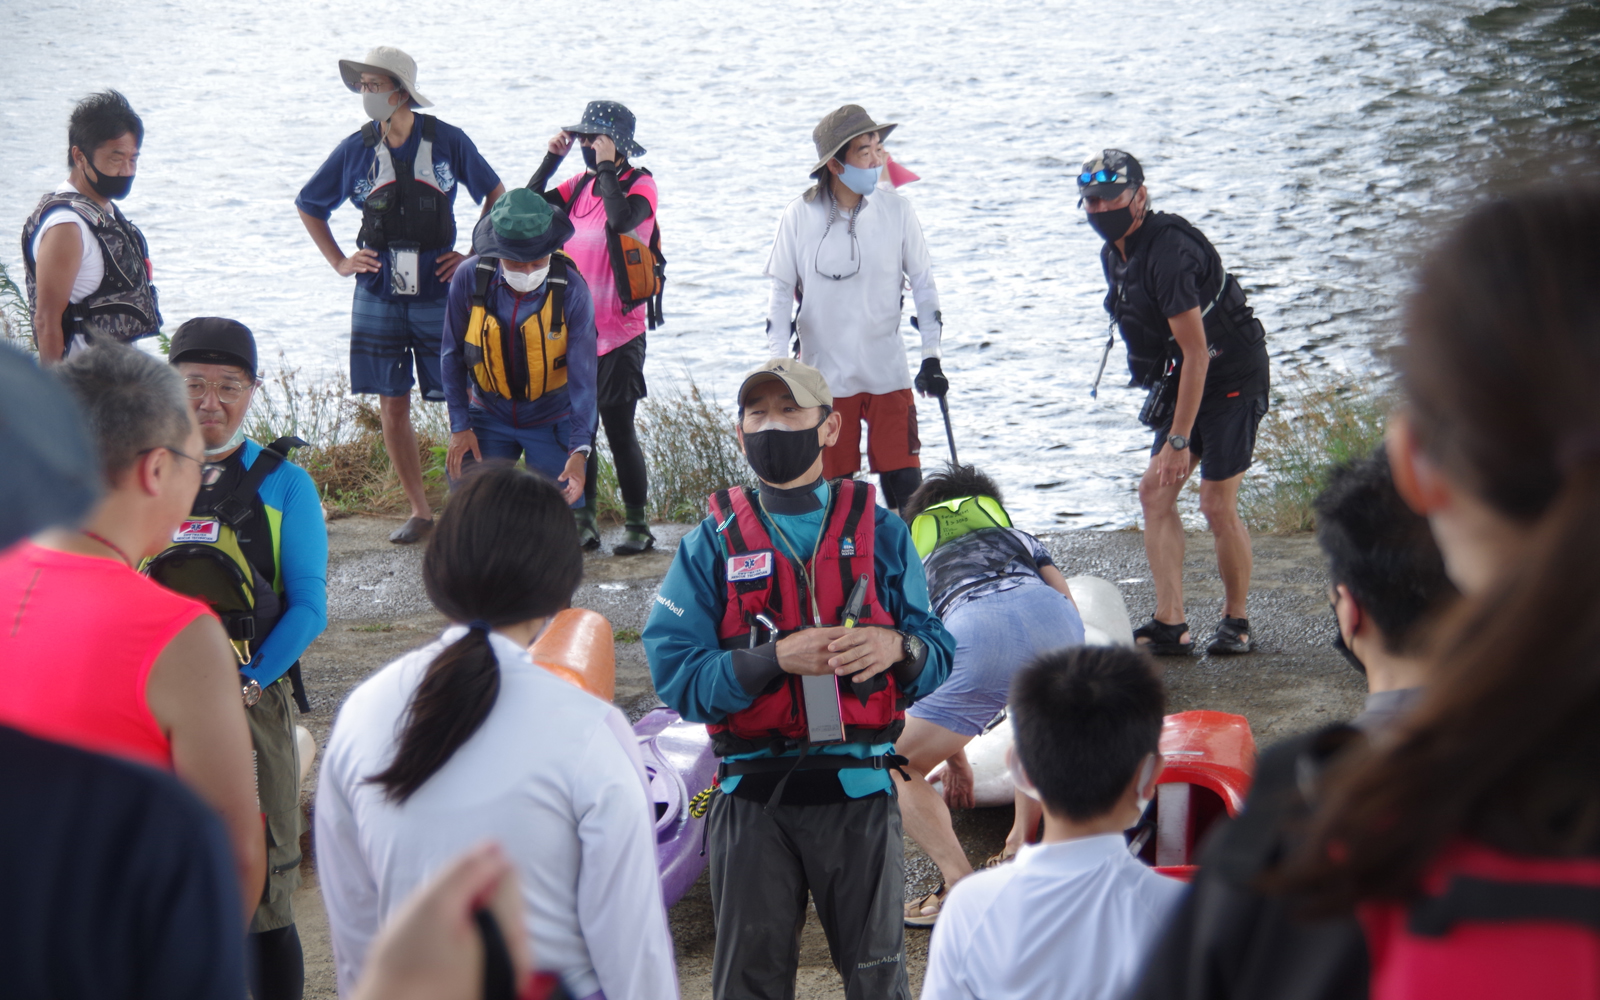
[1086,204,1134,242]
[81,157,134,201]
[1330,605,1366,676]
[580,145,599,170]
[743,418,825,484]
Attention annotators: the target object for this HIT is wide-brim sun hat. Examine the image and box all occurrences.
[339,46,433,109]
[810,105,897,176]
[563,101,646,158]
[472,187,575,262]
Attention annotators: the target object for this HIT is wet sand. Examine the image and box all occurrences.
[292,514,1363,999]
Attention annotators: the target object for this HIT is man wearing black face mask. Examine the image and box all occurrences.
[22,90,162,365]
[643,358,955,1000]
[1082,149,1271,658]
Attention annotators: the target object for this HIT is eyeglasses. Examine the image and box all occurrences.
[1079,170,1122,185]
[813,198,863,281]
[140,446,224,486]
[183,376,252,405]
[357,80,396,94]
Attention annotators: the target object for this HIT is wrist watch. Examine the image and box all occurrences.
[240,673,262,708]
[1167,434,1189,451]
[896,630,926,666]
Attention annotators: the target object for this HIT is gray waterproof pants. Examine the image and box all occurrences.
[707,790,910,1000]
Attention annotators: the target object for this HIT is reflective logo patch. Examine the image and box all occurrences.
[173,518,221,543]
[840,536,856,557]
[727,551,774,582]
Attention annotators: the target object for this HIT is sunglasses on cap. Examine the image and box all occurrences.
[1079,169,1123,185]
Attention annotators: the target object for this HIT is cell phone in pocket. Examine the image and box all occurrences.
[801,674,846,744]
[389,244,421,297]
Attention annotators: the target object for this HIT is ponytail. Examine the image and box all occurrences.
[369,626,502,802]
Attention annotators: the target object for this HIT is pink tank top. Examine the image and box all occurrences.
[556,167,659,355]
[0,541,211,768]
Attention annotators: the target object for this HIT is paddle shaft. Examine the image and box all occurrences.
[938,394,959,466]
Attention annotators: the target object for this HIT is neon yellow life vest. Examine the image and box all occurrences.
[910,494,1014,559]
[463,253,573,402]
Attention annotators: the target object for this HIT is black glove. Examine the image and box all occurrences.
[915,357,949,397]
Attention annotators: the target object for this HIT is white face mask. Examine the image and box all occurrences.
[205,423,247,458]
[502,264,549,294]
[1008,750,1161,831]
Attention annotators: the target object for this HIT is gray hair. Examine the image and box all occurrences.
[55,343,192,485]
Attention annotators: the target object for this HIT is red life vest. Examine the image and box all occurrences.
[706,479,903,756]
[1361,840,1600,999]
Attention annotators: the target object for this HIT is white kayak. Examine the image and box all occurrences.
[929,575,1134,807]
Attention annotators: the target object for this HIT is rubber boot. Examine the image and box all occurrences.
[613,504,655,556]
[574,504,601,552]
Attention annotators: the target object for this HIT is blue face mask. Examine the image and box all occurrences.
[836,161,881,196]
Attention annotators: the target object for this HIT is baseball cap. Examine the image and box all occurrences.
[737,359,832,409]
[1078,149,1145,201]
[168,317,258,379]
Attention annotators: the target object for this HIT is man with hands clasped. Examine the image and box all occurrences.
[644,358,955,1000]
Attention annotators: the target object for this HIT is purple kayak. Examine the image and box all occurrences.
[634,707,718,907]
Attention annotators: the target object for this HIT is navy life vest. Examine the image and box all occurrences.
[1101,211,1266,389]
[707,479,903,756]
[357,115,455,253]
[20,190,162,347]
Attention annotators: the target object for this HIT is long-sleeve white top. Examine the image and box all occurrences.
[315,626,678,1000]
[764,185,942,397]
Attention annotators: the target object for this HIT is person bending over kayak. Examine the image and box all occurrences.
[895,464,1085,928]
[530,101,662,554]
[317,465,675,1000]
[440,189,598,514]
[1081,149,1270,656]
[644,358,954,1000]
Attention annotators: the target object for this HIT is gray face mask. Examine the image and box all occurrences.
[363,90,401,123]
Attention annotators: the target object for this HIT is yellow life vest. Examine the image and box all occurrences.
[463,253,573,402]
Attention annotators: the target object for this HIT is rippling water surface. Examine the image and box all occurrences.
[4,0,1596,526]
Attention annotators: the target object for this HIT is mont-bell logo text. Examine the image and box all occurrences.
[727,550,774,582]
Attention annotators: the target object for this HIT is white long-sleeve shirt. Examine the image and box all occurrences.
[921,834,1184,1000]
[764,186,942,397]
[315,627,678,1000]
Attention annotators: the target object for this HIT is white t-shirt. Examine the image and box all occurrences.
[30,183,103,303]
[315,627,679,1000]
[764,186,942,397]
[922,833,1185,1000]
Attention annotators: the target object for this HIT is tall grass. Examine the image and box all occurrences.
[1239,372,1393,532]
[0,260,35,354]
[626,377,756,523]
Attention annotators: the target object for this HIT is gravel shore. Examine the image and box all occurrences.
[292,514,1363,999]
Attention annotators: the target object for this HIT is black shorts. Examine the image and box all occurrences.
[596,332,648,409]
[1152,392,1268,481]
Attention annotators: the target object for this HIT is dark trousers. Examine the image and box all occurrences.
[708,791,910,1000]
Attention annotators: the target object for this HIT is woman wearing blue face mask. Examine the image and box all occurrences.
[763,105,951,516]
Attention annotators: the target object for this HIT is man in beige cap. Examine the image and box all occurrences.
[643,358,955,1000]
[295,47,505,544]
[764,106,950,515]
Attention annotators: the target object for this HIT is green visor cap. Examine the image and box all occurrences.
[910,495,1013,558]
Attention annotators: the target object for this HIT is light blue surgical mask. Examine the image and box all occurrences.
[837,161,881,197]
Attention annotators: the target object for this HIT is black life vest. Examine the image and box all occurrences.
[20,190,162,347]
[707,480,903,756]
[462,254,572,402]
[1100,211,1266,389]
[356,115,455,253]
[564,167,666,329]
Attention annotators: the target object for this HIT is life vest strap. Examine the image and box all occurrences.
[1409,875,1600,937]
[205,437,307,529]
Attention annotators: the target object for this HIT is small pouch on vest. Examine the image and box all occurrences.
[1139,365,1180,429]
[389,242,421,296]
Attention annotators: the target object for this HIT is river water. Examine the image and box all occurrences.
[4,0,1596,527]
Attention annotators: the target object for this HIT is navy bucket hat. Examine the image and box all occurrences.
[472,188,575,262]
[563,100,646,158]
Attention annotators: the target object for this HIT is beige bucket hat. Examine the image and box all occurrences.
[339,46,433,109]
[809,104,897,176]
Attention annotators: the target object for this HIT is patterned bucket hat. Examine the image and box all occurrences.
[563,101,645,158]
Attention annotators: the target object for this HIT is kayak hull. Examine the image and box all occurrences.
[635,707,718,908]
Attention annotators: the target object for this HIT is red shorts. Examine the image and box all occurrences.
[823,389,921,479]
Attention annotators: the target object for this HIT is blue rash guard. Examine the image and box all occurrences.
[439,254,598,452]
[235,438,329,688]
[644,480,955,797]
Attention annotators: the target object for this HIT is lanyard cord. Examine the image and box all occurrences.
[760,489,830,626]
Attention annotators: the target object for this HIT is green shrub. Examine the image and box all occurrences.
[1240,373,1393,532]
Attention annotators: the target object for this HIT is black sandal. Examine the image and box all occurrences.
[1133,617,1194,656]
[1207,616,1256,655]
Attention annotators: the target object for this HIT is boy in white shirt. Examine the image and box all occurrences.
[921,646,1183,1000]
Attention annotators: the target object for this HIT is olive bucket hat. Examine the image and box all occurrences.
[338,46,433,108]
[471,187,575,262]
[564,101,646,158]
[810,104,897,176]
